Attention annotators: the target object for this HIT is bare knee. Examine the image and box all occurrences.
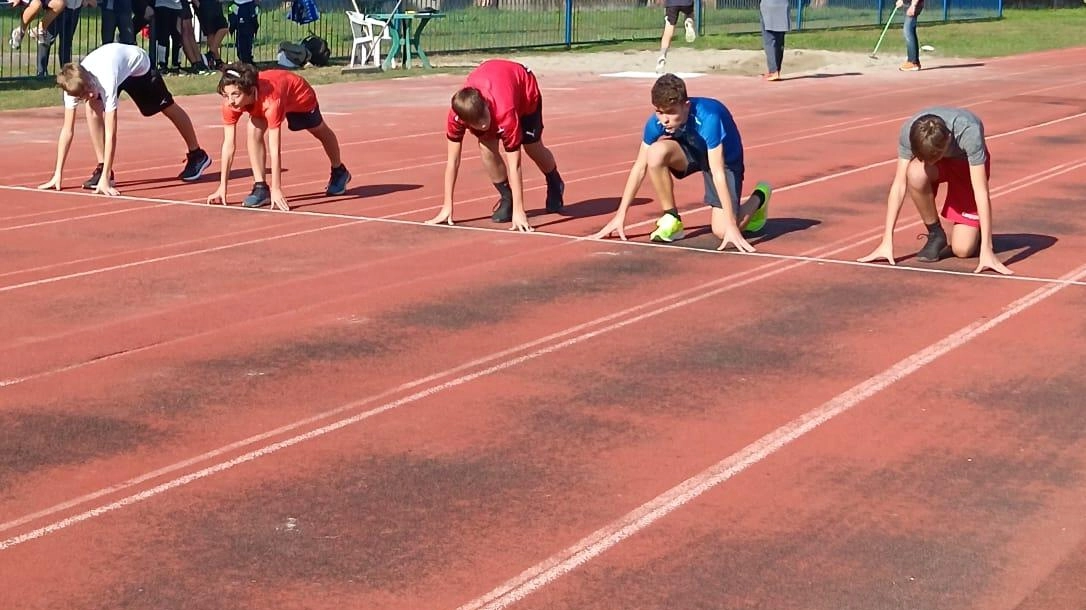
[904,159,935,192]
[645,143,671,169]
[950,224,979,258]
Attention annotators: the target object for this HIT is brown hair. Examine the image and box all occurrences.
[909,114,951,162]
[651,74,688,109]
[217,62,260,96]
[451,87,487,124]
[56,63,93,98]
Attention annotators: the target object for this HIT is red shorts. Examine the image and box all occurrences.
[932,152,991,228]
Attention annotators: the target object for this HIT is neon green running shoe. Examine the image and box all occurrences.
[745,182,772,233]
[649,213,685,242]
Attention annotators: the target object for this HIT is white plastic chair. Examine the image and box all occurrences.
[345,10,389,68]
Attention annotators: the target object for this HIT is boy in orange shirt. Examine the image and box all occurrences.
[206,63,350,211]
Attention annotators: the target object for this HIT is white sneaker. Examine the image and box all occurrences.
[656,55,667,74]
[684,17,696,43]
[10,25,25,50]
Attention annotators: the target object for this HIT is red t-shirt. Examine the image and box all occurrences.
[445,59,541,152]
[221,70,318,129]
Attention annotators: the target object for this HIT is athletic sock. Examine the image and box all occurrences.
[665,208,681,220]
[925,220,944,234]
[544,168,562,188]
[494,180,512,201]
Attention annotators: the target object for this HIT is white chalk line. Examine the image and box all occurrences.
[455,261,1086,610]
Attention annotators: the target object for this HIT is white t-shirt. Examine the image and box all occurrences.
[62,43,151,113]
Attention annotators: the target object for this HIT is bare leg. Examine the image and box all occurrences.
[179,18,203,64]
[247,118,268,183]
[160,103,200,152]
[950,223,980,258]
[645,140,687,213]
[477,138,508,183]
[84,103,106,163]
[522,140,556,175]
[307,122,342,167]
[904,158,941,224]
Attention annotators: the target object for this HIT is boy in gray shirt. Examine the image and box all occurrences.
[859,106,1012,275]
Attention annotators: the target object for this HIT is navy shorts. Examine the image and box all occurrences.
[667,135,743,212]
[665,3,694,25]
[285,105,324,131]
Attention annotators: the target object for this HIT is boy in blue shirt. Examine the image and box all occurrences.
[593,74,770,251]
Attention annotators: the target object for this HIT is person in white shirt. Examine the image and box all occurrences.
[38,43,212,194]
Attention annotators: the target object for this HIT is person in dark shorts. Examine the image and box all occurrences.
[432,58,565,232]
[206,62,351,211]
[192,0,229,68]
[656,0,697,74]
[593,74,772,250]
[38,43,211,194]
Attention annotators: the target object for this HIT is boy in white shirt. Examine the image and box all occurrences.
[38,43,211,194]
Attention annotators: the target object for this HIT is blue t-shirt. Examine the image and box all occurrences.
[642,97,744,173]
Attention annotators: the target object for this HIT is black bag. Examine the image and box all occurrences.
[301,34,331,66]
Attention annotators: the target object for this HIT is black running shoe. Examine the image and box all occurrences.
[916,227,948,262]
[491,197,513,223]
[179,148,211,182]
[82,164,115,190]
[545,177,565,213]
[325,165,351,196]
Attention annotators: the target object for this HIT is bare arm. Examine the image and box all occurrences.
[858,158,910,264]
[96,108,120,196]
[207,123,236,204]
[429,138,462,224]
[707,145,754,252]
[268,127,289,210]
[40,106,78,190]
[592,143,650,240]
[970,163,1011,275]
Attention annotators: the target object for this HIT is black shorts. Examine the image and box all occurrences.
[520,97,543,146]
[665,3,694,25]
[119,67,174,117]
[668,131,708,180]
[179,0,193,19]
[285,105,323,131]
[197,0,228,34]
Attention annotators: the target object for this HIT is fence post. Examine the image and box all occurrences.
[694,0,702,35]
[876,0,883,27]
[797,0,805,31]
[943,0,949,21]
[564,0,573,48]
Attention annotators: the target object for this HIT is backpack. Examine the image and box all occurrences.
[288,0,320,25]
[278,41,311,67]
[301,34,331,67]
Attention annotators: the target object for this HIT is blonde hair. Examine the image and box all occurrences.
[57,63,93,98]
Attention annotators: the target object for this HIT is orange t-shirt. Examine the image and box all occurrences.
[221,70,318,129]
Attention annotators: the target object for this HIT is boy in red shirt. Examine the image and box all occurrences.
[206,63,350,211]
[429,59,564,232]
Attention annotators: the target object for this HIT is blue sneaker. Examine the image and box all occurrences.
[242,182,271,208]
[326,165,351,196]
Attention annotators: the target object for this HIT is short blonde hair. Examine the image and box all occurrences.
[56,63,93,98]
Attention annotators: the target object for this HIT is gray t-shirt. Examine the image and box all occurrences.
[898,106,988,165]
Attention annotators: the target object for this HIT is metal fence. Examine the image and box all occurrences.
[1,0,1003,80]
